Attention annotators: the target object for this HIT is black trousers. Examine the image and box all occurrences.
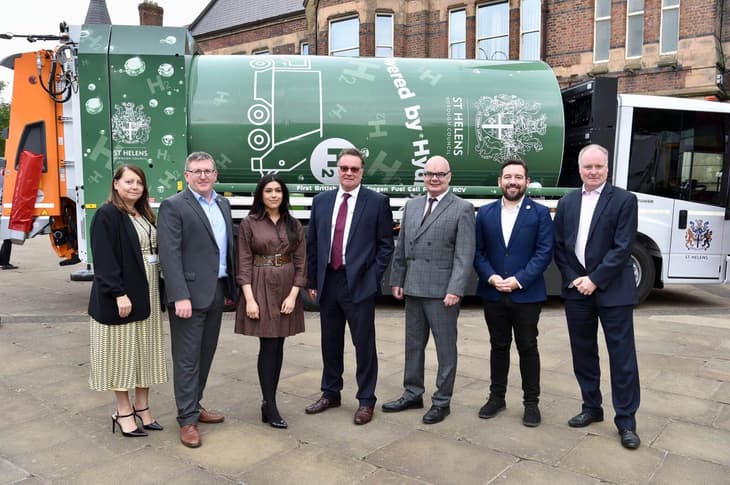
[319,267,377,406]
[483,296,542,405]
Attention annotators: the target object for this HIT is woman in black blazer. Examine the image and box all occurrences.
[88,164,168,437]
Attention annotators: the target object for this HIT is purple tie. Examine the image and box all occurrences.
[330,193,351,270]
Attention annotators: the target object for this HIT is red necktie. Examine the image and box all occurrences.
[421,198,437,226]
[330,193,351,270]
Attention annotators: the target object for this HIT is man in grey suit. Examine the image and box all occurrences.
[158,152,237,448]
[383,155,475,424]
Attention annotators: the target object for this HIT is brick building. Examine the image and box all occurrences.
[188,0,730,99]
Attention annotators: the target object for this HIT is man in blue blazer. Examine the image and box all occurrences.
[474,159,553,427]
[553,144,641,450]
[305,148,394,425]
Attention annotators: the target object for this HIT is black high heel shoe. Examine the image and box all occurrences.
[111,411,148,437]
[133,406,164,431]
[261,401,288,429]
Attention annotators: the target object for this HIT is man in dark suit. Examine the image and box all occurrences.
[158,152,237,448]
[305,148,394,425]
[474,159,553,427]
[553,144,641,449]
[383,155,475,424]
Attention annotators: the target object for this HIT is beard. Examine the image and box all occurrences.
[502,185,526,202]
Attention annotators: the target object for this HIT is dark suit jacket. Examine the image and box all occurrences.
[87,203,151,324]
[158,188,237,309]
[474,197,553,303]
[553,183,638,307]
[306,186,394,304]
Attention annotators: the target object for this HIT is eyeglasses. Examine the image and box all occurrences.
[339,166,362,173]
[185,169,217,177]
[424,171,450,179]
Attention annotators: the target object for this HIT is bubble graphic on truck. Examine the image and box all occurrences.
[246,57,323,175]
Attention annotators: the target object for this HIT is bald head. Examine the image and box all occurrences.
[424,156,452,198]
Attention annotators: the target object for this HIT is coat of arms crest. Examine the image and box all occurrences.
[111,102,152,144]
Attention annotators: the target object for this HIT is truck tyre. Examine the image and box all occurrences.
[631,242,654,304]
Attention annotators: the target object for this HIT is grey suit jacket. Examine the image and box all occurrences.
[157,188,236,310]
[390,191,475,298]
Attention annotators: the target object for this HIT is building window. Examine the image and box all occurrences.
[520,0,541,60]
[660,0,680,54]
[253,49,269,55]
[300,42,309,55]
[626,0,644,58]
[449,9,466,59]
[477,2,509,60]
[375,13,394,57]
[594,0,611,62]
[329,17,359,57]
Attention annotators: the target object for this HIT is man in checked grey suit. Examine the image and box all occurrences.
[383,155,475,424]
[158,152,237,448]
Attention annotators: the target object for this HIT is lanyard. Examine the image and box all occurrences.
[132,216,156,255]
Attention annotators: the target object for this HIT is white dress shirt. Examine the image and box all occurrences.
[330,185,360,266]
[574,182,605,268]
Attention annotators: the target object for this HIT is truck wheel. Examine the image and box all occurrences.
[631,243,654,304]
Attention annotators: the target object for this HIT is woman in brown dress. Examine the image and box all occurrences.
[236,174,306,428]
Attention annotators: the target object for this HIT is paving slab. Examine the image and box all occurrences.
[653,421,730,466]
[365,430,516,485]
[648,453,730,485]
[558,433,665,484]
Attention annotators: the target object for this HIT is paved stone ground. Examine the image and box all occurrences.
[1,237,729,484]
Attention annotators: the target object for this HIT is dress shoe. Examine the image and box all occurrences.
[354,406,374,425]
[305,396,341,414]
[133,406,163,431]
[1,264,18,270]
[478,397,506,419]
[568,411,603,428]
[619,429,641,449]
[422,405,450,424]
[199,407,225,423]
[180,424,201,448]
[381,396,424,413]
[522,404,541,427]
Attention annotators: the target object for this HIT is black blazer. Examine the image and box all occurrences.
[88,203,151,324]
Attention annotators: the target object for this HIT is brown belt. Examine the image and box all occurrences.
[253,254,291,267]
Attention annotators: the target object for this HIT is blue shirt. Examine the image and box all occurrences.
[189,187,228,278]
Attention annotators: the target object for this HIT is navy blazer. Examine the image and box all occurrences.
[306,186,394,304]
[87,203,151,324]
[553,183,638,306]
[474,197,553,303]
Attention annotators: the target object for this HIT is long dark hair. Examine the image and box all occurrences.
[108,164,156,224]
[250,174,298,245]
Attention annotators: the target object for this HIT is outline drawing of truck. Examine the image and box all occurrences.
[247,57,323,175]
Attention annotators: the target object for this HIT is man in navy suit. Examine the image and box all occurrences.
[474,159,553,427]
[553,144,641,449]
[305,148,394,425]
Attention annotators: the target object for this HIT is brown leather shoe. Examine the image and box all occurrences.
[305,396,341,414]
[180,424,201,448]
[199,407,225,424]
[354,406,374,425]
